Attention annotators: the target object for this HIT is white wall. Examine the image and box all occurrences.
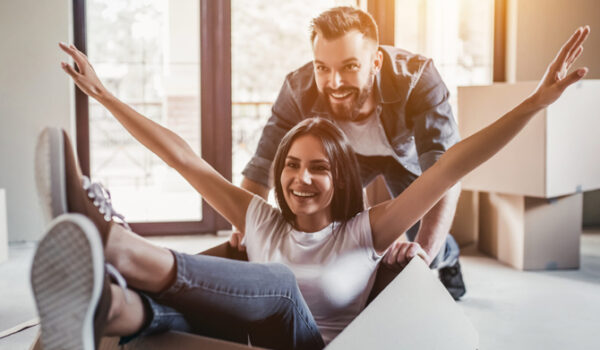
[0,0,73,241]
[506,0,600,226]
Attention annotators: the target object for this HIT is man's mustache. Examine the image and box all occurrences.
[323,86,359,96]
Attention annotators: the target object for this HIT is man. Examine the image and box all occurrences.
[236,6,465,299]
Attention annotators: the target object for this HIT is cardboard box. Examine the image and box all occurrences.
[450,190,479,247]
[31,258,478,350]
[457,80,600,198]
[0,189,8,264]
[478,192,582,270]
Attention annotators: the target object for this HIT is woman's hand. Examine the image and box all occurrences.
[59,42,109,101]
[530,26,590,108]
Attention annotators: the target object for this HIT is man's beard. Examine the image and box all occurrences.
[323,73,375,121]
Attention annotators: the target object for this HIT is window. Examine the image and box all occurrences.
[74,0,230,235]
[395,0,495,113]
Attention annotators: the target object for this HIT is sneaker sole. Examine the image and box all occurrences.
[31,214,104,350]
[35,127,67,222]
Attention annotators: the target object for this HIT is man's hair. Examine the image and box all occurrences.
[273,118,364,230]
[310,6,379,44]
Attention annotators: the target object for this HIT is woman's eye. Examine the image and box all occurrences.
[313,166,329,172]
[286,162,299,168]
[316,65,329,72]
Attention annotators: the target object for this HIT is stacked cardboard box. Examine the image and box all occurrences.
[457,80,600,270]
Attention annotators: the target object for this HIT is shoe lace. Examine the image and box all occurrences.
[106,263,131,303]
[82,176,131,230]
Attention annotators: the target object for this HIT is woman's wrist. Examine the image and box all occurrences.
[96,87,116,105]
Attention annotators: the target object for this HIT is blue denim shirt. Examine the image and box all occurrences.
[242,46,461,188]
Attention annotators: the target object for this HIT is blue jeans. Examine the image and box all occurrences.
[125,251,325,350]
[357,154,460,269]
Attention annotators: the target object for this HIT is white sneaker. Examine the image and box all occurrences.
[35,127,67,223]
[31,213,111,350]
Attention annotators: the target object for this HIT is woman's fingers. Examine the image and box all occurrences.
[555,27,584,66]
[567,26,590,62]
[558,67,588,91]
[60,62,79,80]
[58,42,88,74]
[566,46,584,69]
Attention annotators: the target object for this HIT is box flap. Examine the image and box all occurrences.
[326,258,478,349]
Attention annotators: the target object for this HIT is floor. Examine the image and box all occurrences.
[1,231,599,350]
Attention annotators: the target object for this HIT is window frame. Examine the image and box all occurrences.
[73,0,232,236]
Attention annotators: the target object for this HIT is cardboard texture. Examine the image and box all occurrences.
[450,190,479,247]
[478,192,582,270]
[30,259,478,350]
[458,80,600,198]
[0,189,8,264]
[327,258,478,350]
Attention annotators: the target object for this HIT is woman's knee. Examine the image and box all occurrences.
[265,263,302,297]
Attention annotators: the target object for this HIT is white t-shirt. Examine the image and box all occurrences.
[336,110,396,158]
[243,196,383,344]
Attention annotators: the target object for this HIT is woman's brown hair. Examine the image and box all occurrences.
[273,117,364,228]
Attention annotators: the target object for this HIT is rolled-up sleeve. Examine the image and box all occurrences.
[242,75,304,188]
[407,59,461,171]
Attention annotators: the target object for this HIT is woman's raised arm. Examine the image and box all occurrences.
[59,43,254,233]
[369,26,591,253]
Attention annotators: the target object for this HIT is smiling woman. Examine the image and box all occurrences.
[273,119,364,232]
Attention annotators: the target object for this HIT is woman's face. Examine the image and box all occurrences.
[281,134,334,229]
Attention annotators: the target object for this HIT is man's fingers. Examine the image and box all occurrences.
[405,244,418,259]
[395,243,410,265]
[229,232,246,252]
[385,242,400,266]
[415,247,429,262]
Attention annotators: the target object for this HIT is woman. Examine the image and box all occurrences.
[33,26,589,350]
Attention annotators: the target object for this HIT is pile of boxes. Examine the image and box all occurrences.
[456,80,600,270]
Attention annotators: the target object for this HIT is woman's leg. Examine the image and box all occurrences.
[147,251,324,350]
[104,284,147,336]
[103,223,176,293]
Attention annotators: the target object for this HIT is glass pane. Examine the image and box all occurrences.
[395,0,494,113]
[87,0,202,222]
[231,0,357,191]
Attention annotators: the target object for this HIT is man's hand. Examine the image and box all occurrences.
[382,239,430,272]
[229,231,246,252]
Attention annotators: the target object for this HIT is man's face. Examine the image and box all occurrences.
[312,30,382,121]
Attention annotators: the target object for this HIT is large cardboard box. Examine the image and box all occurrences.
[457,80,600,198]
[0,189,8,264]
[31,258,478,350]
[450,190,479,247]
[478,192,582,270]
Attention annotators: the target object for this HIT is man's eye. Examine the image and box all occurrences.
[345,64,359,71]
[316,65,329,72]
